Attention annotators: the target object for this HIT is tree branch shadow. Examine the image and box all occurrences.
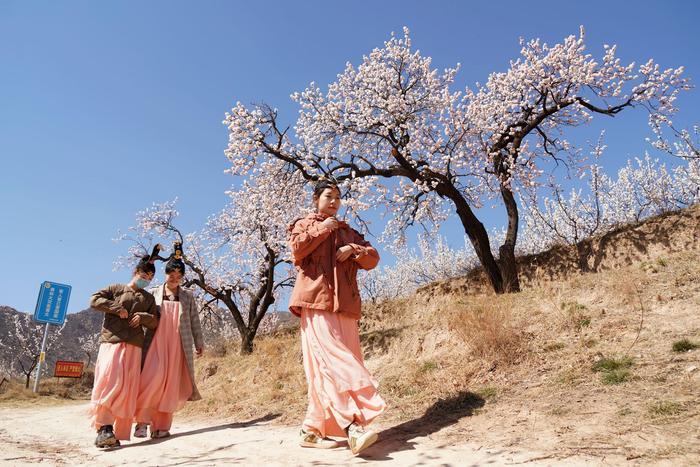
[117,412,281,449]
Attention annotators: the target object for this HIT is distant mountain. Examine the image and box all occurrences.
[0,306,103,379]
[1,304,297,380]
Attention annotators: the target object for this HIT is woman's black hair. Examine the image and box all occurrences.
[165,258,185,274]
[165,241,186,274]
[135,245,161,275]
[313,178,341,198]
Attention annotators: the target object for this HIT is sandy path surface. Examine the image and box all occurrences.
[0,402,609,466]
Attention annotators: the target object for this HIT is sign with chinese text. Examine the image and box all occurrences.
[54,360,84,378]
[33,281,71,325]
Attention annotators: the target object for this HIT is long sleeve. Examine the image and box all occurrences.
[90,285,122,315]
[189,299,204,350]
[135,298,158,330]
[289,219,331,266]
[348,230,380,270]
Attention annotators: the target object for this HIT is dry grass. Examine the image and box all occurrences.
[448,297,528,366]
[180,328,307,423]
[0,373,92,407]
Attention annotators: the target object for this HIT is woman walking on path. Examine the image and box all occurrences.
[288,180,386,455]
[134,242,204,439]
[88,246,160,448]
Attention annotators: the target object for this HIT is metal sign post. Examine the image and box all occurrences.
[33,323,51,393]
[32,281,71,393]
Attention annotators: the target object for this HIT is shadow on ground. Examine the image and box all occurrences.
[359,390,486,461]
[116,412,281,451]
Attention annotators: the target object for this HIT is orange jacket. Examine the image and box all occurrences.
[288,213,379,319]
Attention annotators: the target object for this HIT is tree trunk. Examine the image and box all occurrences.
[498,245,519,292]
[447,191,505,293]
[239,330,255,355]
[499,185,521,293]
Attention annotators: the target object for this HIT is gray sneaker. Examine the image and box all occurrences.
[151,429,171,439]
[346,423,377,455]
[299,429,339,449]
[134,423,148,438]
[95,425,118,448]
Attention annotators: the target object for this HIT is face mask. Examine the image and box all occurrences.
[135,278,151,289]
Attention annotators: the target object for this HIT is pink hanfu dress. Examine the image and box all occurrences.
[89,342,143,440]
[135,298,192,431]
[300,308,386,437]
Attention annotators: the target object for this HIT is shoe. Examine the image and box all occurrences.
[299,429,339,449]
[151,429,171,439]
[346,423,377,455]
[134,423,148,438]
[95,425,118,448]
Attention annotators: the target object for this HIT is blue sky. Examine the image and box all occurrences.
[1,0,698,314]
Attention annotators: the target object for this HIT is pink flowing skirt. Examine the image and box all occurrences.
[89,342,142,440]
[136,300,192,430]
[300,308,386,438]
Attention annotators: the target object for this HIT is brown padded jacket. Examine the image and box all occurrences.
[90,284,158,347]
[288,213,379,319]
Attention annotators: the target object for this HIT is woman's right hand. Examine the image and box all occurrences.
[320,217,339,231]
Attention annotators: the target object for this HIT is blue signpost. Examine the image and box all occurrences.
[32,281,71,392]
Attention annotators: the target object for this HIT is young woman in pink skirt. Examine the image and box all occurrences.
[88,246,160,448]
[134,243,204,439]
[288,180,386,455]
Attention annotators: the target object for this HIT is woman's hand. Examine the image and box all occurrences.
[336,245,354,262]
[128,314,142,328]
[320,217,339,231]
[118,308,129,319]
[353,248,367,260]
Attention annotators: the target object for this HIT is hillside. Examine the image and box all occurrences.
[1,206,698,463]
[180,205,700,465]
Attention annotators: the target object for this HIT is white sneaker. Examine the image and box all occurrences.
[346,423,378,455]
[133,423,148,438]
[299,429,339,449]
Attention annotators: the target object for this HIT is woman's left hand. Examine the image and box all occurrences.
[128,314,142,328]
[336,245,354,262]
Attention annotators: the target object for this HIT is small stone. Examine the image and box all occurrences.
[685,365,697,373]
[202,362,218,379]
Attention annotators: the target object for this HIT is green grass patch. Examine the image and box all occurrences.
[602,369,632,385]
[418,360,438,374]
[648,401,686,417]
[672,339,699,353]
[592,356,634,373]
[592,356,634,385]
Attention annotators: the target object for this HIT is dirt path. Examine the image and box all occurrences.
[0,402,606,466]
